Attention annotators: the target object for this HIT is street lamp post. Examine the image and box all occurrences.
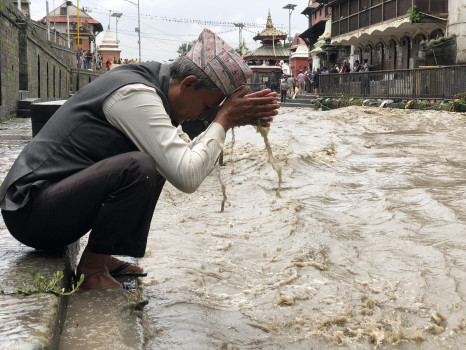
[66,1,72,48]
[123,0,141,63]
[46,0,50,41]
[111,12,123,44]
[234,23,244,53]
[283,4,296,76]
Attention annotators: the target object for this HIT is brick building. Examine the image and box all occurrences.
[41,1,103,53]
[300,0,338,71]
[304,0,466,70]
[290,35,310,75]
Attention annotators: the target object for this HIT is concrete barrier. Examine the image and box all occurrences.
[31,100,66,137]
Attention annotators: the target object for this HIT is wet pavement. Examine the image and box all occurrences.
[0,118,70,349]
[0,118,146,350]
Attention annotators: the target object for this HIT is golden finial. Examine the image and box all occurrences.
[266,10,274,29]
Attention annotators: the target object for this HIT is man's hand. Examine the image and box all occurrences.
[214,86,280,131]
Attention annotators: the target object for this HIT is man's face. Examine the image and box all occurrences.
[169,76,226,124]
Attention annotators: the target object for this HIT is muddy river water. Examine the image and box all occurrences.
[139,106,466,349]
[1,106,465,349]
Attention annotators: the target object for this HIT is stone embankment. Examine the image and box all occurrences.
[0,116,144,349]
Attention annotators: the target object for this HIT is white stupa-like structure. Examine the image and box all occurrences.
[97,28,121,67]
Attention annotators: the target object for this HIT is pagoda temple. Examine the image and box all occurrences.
[244,11,289,91]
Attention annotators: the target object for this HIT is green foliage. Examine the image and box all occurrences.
[350,98,364,106]
[15,271,84,296]
[177,40,197,57]
[447,92,466,112]
[126,288,144,313]
[452,92,466,102]
[448,100,462,112]
[235,46,250,55]
[405,99,444,110]
[407,6,422,23]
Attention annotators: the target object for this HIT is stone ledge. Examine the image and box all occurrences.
[0,228,79,349]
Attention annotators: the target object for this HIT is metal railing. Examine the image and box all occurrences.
[319,65,466,100]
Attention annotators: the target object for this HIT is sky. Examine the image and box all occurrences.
[29,0,310,62]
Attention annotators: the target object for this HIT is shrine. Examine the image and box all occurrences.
[97,28,122,69]
[244,11,289,91]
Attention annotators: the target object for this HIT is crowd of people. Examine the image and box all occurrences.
[76,49,141,71]
[277,58,371,102]
[104,57,141,71]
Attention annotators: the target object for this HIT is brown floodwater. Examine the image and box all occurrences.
[1,107,465,349]
[140,106,466,349]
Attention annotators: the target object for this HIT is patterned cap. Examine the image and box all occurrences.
[187,29,253,96]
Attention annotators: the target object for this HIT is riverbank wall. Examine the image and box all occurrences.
[0,0,101,122]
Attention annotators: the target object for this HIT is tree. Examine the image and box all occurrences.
[177,40,197,57]
[235,46,250,56]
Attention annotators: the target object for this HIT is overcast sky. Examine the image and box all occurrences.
[30,0,309,62]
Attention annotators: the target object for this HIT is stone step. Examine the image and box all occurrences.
[17,98,41,110]
[279,101,316,108]
[276,95,317,108]
[19,90,31,100]
[288,98,316,104]
[0,232,80,350]
[17,108,31,118]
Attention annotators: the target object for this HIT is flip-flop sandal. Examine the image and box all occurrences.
[110,261,148,278]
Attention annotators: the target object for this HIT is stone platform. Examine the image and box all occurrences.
[0,117,145,349]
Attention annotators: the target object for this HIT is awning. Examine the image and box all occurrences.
[331,15,446,46]
[299,20,327,47]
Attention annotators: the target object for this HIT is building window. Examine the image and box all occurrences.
[53,66,56,98]
[60,7,67,15]
[47,62,50,98]
[37,55,41,99]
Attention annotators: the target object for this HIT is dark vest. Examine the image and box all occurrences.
[0,62,171,210]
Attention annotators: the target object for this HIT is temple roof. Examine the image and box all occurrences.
[253,10,287,41]
[243,45,289,60]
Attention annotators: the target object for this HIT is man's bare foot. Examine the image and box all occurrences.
[77,270,122,293]
[106,256,144,275]
[77,247,123,292]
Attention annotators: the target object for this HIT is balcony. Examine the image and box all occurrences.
[329,0,447,37]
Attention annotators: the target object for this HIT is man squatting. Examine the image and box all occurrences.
[0,29,280,292]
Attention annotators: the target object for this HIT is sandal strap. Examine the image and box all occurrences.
[110,261,132,275]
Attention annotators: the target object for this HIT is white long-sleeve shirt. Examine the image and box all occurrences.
[103,83,225,193]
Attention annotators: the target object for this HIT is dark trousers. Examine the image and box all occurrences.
[2,152,165,257]
[280,90,287,103]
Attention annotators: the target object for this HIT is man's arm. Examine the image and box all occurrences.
[103,84,225,193]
